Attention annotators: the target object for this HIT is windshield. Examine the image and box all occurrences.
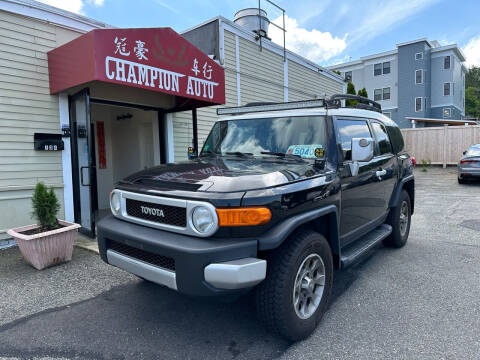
[200,116,327,159]
[467,145,480,157]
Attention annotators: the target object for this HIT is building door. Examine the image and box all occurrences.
[69,89,97,237]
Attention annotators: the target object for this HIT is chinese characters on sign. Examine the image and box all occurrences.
[104,35,220,101]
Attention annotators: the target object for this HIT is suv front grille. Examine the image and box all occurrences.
[108,239,175,271]
[125,198,186,227]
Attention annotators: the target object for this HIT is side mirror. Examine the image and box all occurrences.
[351,138,374,162]
[463,151,467,155]
[349,138,374,177]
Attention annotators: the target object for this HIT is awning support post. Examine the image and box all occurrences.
[192,108,198,157]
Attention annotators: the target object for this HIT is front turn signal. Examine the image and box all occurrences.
[216,207,271,227]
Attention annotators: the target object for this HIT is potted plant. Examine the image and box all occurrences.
[7,183,80,270]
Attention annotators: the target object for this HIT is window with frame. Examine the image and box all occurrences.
[383,87,391,100]
[374,63,382,76]
[374,88,382,101]
[415,52,423,60]
[344,71,352,81]
[383,112,392,119]
[444,55,451,69]
[444,82,451,96]
[415,97,422,112]
[371,122,392,155]
[336,119,372,161]
[415,69,423,84]
[383,61,391,74]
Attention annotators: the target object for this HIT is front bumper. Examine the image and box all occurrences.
[97,215,266,296]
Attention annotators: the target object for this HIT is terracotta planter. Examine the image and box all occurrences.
[7,220,81,270]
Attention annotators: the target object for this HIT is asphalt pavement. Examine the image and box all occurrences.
[0,167,479,360]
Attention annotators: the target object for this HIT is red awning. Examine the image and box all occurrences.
[47,27,225,107]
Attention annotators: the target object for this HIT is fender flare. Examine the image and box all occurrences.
[257,205,340,256]
[389,175,414,211]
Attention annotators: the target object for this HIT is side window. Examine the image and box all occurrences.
[336,119,372,161]
[371,122,392,155]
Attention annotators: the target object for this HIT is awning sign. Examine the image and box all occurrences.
[48,28,225,105]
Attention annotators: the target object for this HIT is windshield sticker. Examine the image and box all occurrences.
[287,144,324,158]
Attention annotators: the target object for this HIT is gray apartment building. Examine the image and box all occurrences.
[329,38,467,128]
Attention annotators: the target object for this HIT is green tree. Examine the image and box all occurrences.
[346,82,357,106]
[357,88,368,99]
[465,86,480,118]
[466,66,480,89]
[31,182,60,231]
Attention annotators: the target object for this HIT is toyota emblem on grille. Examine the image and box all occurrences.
[140,205,165,218]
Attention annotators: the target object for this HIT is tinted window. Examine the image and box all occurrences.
[371,122,392,155]
[386,125,404,153]
[345,71,352,81]
[336,119,372,161]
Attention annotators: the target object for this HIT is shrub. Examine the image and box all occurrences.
[420,159,431,172]
[31,183,60,231]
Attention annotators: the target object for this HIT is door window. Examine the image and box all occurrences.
[336,119,372,161]
[371,122,392,155]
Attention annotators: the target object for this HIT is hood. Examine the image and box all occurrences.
[121,157,326,192]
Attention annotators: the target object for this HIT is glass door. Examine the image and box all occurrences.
[69,89,96,237]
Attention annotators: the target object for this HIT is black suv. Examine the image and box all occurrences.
[98,95,415,341]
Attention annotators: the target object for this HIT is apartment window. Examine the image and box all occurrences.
[443,108,451,118]
[444,55,451,69]
[415,52,423,60]
[374,88,382,101]
[383,61,391,74]
[415,69,423,84]
[374,63,382,76]
[345,71,352,82]
[415,97,423,112]
[383,112,392,119]
[383,87,391,100]
[444,82,451,96]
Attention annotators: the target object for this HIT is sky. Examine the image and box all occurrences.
[39,0,480,68]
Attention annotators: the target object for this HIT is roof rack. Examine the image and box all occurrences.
[216,94,382,116]
[216,99,327,115]
[327,94,382,113]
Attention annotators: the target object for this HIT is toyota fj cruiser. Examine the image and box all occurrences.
[97,94,415,341]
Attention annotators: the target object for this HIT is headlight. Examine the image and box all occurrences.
[192,206,216,234]
[110,191,121,216]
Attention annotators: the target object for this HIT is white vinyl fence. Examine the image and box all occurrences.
[401,125,480,167]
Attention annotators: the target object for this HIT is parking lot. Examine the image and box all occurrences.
[0,167,479,360]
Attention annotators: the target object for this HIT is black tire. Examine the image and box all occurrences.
[458,177,466,184]
[255,229,333,341]
[384,190,411,248]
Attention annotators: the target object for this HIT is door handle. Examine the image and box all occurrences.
[376,169,387,179]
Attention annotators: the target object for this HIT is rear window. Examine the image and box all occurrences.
[467,145,480,157]
[371,122,392,155]
[386,125,405,154]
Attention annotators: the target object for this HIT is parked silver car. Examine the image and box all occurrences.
[458,144,480,183]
